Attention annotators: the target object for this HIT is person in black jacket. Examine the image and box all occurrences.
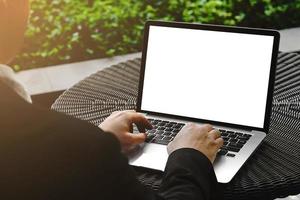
[0,1,224,199]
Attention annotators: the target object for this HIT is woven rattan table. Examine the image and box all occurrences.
[52,52,300,200]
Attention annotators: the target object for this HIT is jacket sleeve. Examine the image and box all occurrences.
[0,80,147,200]
[157,148,223,200]
[0,80,221,200]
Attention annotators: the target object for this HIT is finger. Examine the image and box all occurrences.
[200,124,214,133]
[208,129,221,139]
[127,112,153,129]
[214,137,224,149]
[135,123,146,133]
[126,132,147,145]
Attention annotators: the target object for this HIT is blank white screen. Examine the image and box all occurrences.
[141,25,274,128]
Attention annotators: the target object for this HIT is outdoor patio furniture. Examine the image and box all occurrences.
[51,51,300,200]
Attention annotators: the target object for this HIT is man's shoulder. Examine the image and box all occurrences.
[0,64,32,103]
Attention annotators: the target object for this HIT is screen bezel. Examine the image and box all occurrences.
[137,20,280,133]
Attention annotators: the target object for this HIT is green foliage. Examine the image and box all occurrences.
[12,0,300,71]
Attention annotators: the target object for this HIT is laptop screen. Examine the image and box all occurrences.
[140,24,275,129]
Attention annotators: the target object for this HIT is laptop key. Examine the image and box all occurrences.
[156,130,164,135]
[222,146,240,153]
[163,131,172,136]
[230,138,238,143]
[158,122,166,126]
[172,129,180,133]
[145,134,155,142]
[163,136,172,141]
[152,121,159,125]
[237,136,249,141]
[221,132,229,137]
[218,149,228,156]
[157,127,165,130]
[154,135,163,140]
[174,124,183,129]
[165,128,173,132]
[235,132,243,136]
[152,139,169,145]
[226,153,236,157]
[238,140,246,144]
[243,134,252,138]
[228,134,237,138]
[228,143,243,149]
[228,147,240,153]
[147,129,156,134]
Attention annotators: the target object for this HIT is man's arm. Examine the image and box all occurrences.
[0,80,222,200]
[0,80,150,200]
[158,148,222,200]
[155,123,223,200]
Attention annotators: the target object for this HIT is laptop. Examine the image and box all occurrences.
[129,21,280,183]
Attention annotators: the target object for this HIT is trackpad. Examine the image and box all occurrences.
[129,143,168,171]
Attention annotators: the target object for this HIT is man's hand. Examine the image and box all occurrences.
[167,123,223,163]
[99,110,152,153]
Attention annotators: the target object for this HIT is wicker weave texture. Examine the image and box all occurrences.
[52,52,300,200]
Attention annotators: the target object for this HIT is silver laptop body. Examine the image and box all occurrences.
[129,21,280,183]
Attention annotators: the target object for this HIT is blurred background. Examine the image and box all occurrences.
[11,0,300,71]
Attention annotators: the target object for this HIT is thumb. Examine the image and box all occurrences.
[127,132,146,145]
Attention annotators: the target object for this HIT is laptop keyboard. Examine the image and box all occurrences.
[140,118,252,157]
[144,119,185,145]
[217,129,252,157]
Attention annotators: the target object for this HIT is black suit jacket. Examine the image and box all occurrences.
[0,80,222,200]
